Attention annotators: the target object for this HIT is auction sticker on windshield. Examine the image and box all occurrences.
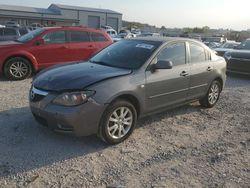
[136,44,155,50]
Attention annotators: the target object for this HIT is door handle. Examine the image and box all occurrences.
[180,71,189,77]
[207,66,213,71]
[88,45,94,48]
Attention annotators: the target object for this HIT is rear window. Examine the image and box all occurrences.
[19,28,28,36]
[3,28,16,36]
[70,31,90,42]
[91,32,108,42]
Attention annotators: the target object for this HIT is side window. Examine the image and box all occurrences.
[91,32,108,42]
[189,43,206,63]
[3,28,16,36]
[70,31,90,42]
[43,31,66,44]
[0,28,3,36]
[157,42,186,66]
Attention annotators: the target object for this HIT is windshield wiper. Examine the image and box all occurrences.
[89,60,131,70]
[89,60,110,66]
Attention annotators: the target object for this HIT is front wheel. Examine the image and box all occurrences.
[98,100,137,144]
[4,57,32,80]
[199,80,221,108]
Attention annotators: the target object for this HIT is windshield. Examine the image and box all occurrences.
[90,40,162,69]
[237,40,250,50]
[17,28,45,43]
[220,43,236,48]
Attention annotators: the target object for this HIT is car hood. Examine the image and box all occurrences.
[33,62,132,92]
[227,49,250,59]
[0,41,23,48]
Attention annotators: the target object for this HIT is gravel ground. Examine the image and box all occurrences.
[0,74,249,188]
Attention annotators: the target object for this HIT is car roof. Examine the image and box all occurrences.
[130,36,202,43]
[43,26,105,33]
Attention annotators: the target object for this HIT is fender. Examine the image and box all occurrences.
[3,50,39,71]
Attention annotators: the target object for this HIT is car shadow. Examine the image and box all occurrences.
[0,75,8,81]
[137,103,202,128]
[0,103,203,178]
[0,107,107,178]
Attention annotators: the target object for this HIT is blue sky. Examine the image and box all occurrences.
[0,0,249,30]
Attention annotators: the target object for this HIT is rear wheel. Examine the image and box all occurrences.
[98,100,137,144]
[199,80,221,108]
[4,57,32,80]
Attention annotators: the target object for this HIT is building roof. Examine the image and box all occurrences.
[0,4,59,15]
[51,4,122,15]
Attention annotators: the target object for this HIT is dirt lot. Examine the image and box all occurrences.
[0,74,249,188]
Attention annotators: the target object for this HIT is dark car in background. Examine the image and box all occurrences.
[224,39,250,75]
[214,41,240,56]
[30,37,226,144]
[0,27,30,41]
[203,37,226,49]
[0,27,112,80]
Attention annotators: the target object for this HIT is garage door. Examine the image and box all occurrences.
[88,16,100,29]
[107,17,118,32]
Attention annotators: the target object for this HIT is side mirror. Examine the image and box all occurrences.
[35,38,44,46]
[151,60,173,72]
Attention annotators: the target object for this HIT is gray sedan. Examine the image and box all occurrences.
[29,37,227,144]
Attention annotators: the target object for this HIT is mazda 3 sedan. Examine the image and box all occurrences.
[29,37,226,144]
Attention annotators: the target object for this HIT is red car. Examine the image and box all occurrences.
[0,27,112,80]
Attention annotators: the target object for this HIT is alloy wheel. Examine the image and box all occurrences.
[9,61,29,79]
[208,83,220,105]
[107,107,133,139]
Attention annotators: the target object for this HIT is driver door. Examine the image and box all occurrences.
[145,42,190,112]
[30,30,71,69]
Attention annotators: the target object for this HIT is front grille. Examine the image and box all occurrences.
[30,87,49,102]
[30,93,46,102]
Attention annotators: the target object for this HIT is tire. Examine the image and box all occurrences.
[4,57,32,80]
[98,100,137,144]
[199,80,221,108]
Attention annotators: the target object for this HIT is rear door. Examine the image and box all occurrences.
[187,42,214,100]
[68,30,96,61]
[30,30,71,68]
[145,42,190,112]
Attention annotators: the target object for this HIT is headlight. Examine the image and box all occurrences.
[53,91,95,106]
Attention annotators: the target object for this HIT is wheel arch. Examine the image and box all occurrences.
[3,52,38,73]
[213,77,224,90]
[110,94,141,117]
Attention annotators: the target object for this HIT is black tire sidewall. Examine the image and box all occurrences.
[4,57,32,80]
[202,80,221,108]
[100,100,137,144]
